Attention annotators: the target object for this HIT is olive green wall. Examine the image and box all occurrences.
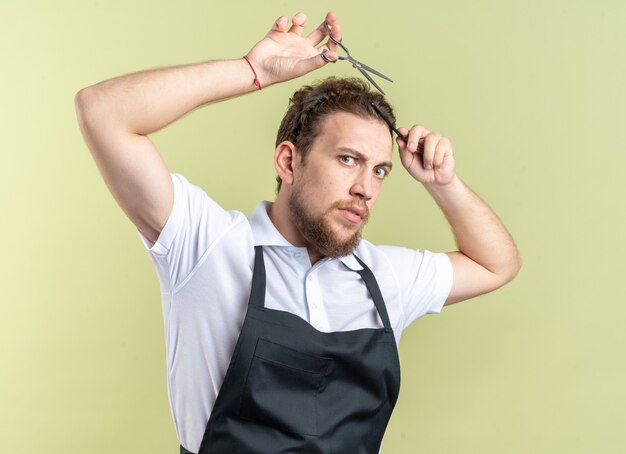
[2,0,625,452]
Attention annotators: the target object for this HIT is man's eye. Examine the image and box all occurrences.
[340,156,355,165]
[374,168,388,178]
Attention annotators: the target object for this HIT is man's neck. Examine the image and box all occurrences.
[267,197,324,265]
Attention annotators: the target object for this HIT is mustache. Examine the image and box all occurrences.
[329,200,370,221]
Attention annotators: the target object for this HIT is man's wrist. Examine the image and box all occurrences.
[242,56,263,90]
[422,174,462,196]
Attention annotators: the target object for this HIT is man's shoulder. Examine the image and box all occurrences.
[171,172,249,221]
[352,240,404,272]
[354,240,449,275]
[157,172,251,247]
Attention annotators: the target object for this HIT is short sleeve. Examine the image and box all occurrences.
[137,173,244,293]
[378,246,453,329]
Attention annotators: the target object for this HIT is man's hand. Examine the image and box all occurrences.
[245,12,342,87]
[396,125,456,186]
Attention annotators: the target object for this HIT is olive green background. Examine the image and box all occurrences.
[2,0,624,452]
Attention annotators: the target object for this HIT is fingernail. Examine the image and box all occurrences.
[408,142,416,150]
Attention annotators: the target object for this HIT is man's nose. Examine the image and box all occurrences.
[349,171,375,201]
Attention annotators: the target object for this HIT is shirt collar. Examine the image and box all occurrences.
[337,254,364,271]
[249,201,293,247]
[248,201,363,271]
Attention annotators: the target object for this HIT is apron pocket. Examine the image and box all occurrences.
[239,338,331,436]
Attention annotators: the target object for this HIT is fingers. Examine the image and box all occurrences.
[403,125,429,153]
[306,12,342,62]
[271,12,307,35]
[397,125,453,170]
[396,124,456,183]
[420,131,451,171]
[327,11,342,42]
[288,12,307,35]
[269,11,342,68]
[306,11,338,44]
[433,137,451,169]
[323,13,341,60]
[272,15,288,32]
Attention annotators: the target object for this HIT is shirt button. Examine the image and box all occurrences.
[308,275,313,281]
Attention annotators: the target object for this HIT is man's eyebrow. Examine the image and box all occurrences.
[337,146,393,171]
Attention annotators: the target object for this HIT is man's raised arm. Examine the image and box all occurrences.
[396,124,522,306]
[75,12,341,243]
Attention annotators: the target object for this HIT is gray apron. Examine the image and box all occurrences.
[182,246,401,453]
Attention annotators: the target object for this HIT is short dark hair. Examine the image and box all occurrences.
[275,77,396,191]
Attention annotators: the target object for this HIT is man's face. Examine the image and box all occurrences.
[288,112,393,258]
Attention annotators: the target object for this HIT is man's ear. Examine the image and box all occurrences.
[274,141,298,186]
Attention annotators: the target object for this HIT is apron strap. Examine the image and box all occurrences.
[248,246,267,308]
[353,254,393,332]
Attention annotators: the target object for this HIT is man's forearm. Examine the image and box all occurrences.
[76,58,257,136]
[425,176,522,281]
[74,13,342,244]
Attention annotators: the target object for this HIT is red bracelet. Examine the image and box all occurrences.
[242,56,262,90]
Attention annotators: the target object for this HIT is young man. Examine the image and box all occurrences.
[76,11,521,454]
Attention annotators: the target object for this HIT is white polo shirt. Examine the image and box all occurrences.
[139,173,453,452]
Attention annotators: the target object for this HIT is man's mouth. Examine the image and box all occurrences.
[337,205,368,224]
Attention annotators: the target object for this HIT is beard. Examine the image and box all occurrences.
[288,185,369,259]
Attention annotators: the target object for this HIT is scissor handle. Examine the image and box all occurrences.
[324,22,349,53]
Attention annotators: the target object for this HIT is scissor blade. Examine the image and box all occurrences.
[356,65,387,95]
[354,60,394,83]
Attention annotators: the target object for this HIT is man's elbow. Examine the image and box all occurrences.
[75,84,116,145]
[498,250,523,287]
[74,86,100,129]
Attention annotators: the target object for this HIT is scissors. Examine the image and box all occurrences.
[323,22,393,95]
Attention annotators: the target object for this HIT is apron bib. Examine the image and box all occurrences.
[183,246,401,454]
